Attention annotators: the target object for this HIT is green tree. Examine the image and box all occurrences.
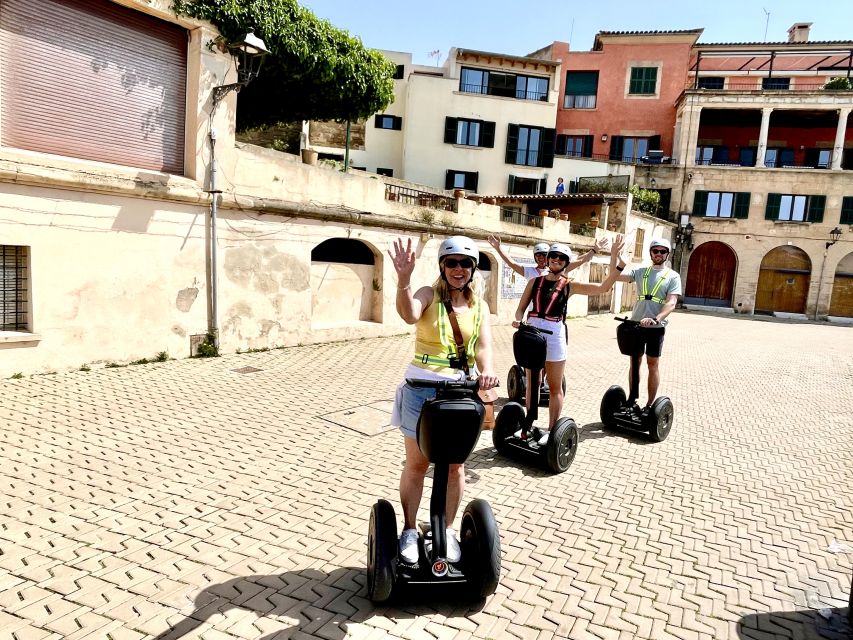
[629,184,661,215]
[822,77,852,91]
[172,0,396,128]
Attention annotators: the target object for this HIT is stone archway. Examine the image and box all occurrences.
[828,251,853,318]
[755,245,811,314]
[477,251,498,312]
[310,238,381,325]
[684,241,737,307]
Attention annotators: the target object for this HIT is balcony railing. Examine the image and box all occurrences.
[554,152,678,166]
[459,84,548,102]
[385,184,455,211]
[500,206,545,229]
[686,79,851,93]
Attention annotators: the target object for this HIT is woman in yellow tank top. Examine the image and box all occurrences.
[389,235,499,564]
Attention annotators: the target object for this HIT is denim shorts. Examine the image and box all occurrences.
[393,382,438,439]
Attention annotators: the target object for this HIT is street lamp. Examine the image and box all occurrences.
[677,222,694,250]
[205,30,269,353]
[826,226,842,249]
[211,30,269,106]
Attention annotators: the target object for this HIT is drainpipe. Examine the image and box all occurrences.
[206,128,221,350]
[344,119,351,171]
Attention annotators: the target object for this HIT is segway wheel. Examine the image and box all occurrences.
[646,396,674,443]
[492,402,524,456]
[544,417,578,473]
[600,385,626,430]
[506,365,526,403]
[367,499,397,603]
[460,498,501,599]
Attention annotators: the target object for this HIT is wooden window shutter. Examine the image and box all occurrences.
[648,134,661,150]
[445,171,455,190]
[765,193,782,220]
[841,197,853,225]
[480,121,496,148]
[467,172,479,192]
[583,135,594,157]
[444,117,458,143]
[393,116,403,130]
[807,195,826,223]
[507,174,516,194]
[609,136,624,160]
[0,0,187,174]
[541,128,556,168]
[733,193,751,219]
[555,134,568,156]
[505,124,519,164]
[692,191,708,216]
[375,115,384,128]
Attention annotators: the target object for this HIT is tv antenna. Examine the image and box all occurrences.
[762,8,771,42]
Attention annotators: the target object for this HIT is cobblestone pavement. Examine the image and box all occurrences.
[1,312,851,640]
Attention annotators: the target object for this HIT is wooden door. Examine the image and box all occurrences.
[684,241,736,306]
[587,263,612,314]
[755,246,811,314]
[828,252,853,317]
[620,278,636,313]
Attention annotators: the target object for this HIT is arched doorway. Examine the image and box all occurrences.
[828,251,853,318]
[684,241,737,307]
[311,238,381,325]
[478,251,498,312]
[755,246,811,314]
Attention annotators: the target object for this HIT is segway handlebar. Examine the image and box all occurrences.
[516,321,553,335]
[614,316,640,326]
[406,378,497,392]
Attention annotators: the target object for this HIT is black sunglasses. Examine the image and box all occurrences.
[547,252,568,261]
[650,248,670,255]
[444,258,475,269]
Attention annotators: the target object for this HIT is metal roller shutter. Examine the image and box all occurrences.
[0,0,187,174]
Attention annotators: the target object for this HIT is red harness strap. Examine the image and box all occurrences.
[528,276,569,322]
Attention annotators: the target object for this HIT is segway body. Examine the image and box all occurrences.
[599,318,674,442]
[493,324,579,473]
[367,378,501,602]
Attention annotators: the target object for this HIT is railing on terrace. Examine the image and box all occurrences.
[554,152,678,166]
[686,80,853,93]
[500,206,544,229]
[385,183,456,211]
[694,157,842,169]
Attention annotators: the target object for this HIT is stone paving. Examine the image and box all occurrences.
[1,312,851,640]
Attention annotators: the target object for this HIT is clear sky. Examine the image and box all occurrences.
[300,0,853,66]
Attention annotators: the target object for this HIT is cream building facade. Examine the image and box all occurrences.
[1,0,654,377]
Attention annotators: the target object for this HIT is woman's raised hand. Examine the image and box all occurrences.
[594,236,609,252]
[486,234,501,250]
[388,237,417,281]
[610,234,625,261]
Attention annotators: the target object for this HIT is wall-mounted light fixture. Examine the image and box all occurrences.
[676,221,695,250]
[650,178,657,188]
[212,30,269,106]
[601,134,608,143]
[826,226,842,249]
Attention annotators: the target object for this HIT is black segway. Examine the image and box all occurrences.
[506,364,566,406]
[367,378,501,603]
[600,317,673,442]
[493,323,578,473]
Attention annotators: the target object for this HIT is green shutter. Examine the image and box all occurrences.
[565,71,598,95]
[692,191,708,216]
[445,171,455,190]
[505,124,519,164]
[733,192,751,219]
[444,117,457,144]
[841,197,853,225]
[807,195,826,223]
[765,193,782,220]
[609,136,624,160]
[480,121,495,148]
[507,174,516,194]
[541,128,556,168]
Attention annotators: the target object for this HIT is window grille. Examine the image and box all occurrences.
[1,245,28,331]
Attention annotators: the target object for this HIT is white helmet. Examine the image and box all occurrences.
[533,242,550,255]
[649,238,672,252]
[548,242,573,261]
[438,235,479,262]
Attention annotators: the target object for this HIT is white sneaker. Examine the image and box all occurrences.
[445,528,461,563]
[399,528,419,564]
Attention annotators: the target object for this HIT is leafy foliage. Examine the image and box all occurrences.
[630,185,661,215]
[822,77,852,91]
[172,0,396,128]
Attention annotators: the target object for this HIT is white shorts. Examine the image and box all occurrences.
[526,317,567,362]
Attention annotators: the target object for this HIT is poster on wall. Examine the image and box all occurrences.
[501,260,535,299]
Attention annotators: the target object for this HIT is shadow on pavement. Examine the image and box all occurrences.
[577,421,654,445]
[737,607,850,639]
[152,566,487,640]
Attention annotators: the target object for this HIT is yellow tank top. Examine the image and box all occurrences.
[412,290,484,374]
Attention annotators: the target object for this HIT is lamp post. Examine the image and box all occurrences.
[674,220,694,273]
[813,227,843,320]
[205,31,269,352]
